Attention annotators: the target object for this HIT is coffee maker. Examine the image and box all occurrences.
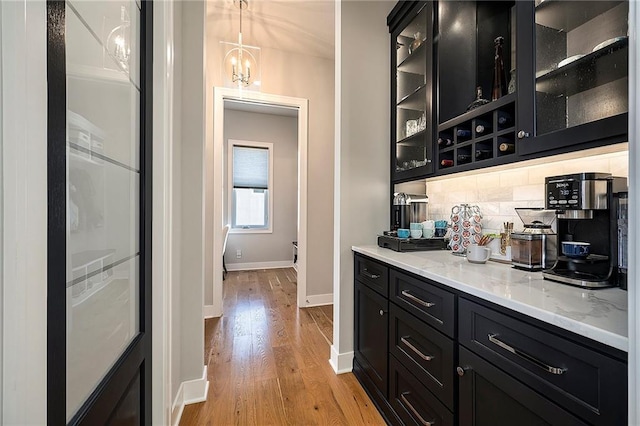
[542,173,627,288]
[391,193,429,230]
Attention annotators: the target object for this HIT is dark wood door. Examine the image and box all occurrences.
[47,1,153,424]
[458,346,587,426]
[354,280,389,397]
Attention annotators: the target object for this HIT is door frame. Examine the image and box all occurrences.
[46,1,153,423]
[211,87,309,314]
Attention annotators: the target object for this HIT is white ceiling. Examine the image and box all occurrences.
[224,99,299,116]
[207,0,335,60]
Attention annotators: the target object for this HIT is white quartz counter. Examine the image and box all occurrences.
[352,245,628,352]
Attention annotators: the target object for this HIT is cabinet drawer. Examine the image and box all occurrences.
[390,270,455,337]
[389,303,454,410]
[355,254,389,297]
[389,355,453,426]
[459,298,627,426]
[459,346,587,426]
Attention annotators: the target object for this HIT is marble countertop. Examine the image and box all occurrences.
[352,245,628,352]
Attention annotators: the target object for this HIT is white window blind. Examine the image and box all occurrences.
[232,145,269,189]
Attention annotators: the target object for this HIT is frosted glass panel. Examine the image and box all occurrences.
[65,0,140,420]
[67,3,140,170]
[66,256,139,417]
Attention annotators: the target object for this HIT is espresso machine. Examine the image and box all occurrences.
[542,173,627,288]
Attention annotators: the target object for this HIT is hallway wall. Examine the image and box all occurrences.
[223,109,298,267]
[204,7,335,303]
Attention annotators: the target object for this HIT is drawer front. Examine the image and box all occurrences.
[459,346,588,426]
[355,254,389,297]
[459,298,627,426]
[390,270,455,337]
[389,303,454,410]
[389,355,453,426]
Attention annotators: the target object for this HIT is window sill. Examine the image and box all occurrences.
[229,228,273,235]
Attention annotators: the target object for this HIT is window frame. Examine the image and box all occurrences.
[227,139,274,234]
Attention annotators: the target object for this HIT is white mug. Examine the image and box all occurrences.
[466,244,491,264]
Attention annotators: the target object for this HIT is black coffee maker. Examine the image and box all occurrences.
[542,173,627,289]
[392,193,411,230]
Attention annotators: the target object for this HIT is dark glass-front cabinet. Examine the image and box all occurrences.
[388,0,629,181]
[390,1,435,182]
[520,0,629,155]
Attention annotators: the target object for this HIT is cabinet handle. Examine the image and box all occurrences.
[517,130,530,139]
[488,334,566,375]
[401,290,435,308]
[400,392,435,426]
[362,268,380,279]
[456,366,469,377]
[379,309,387,316]
[401,336,434,361]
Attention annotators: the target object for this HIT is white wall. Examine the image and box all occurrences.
[178,0,205,388]
[224,110,298,266]
[332,0,394,373]
[1,0,48,422]
[205,8,335,303]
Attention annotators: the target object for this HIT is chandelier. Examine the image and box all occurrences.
[222,0,260,89]
[105,5,131,72]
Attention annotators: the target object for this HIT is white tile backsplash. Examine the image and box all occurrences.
[426,146,628,233]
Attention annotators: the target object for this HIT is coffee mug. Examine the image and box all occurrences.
[410,229,422,239]
[562,241,590,258]
[398,229,410,238]
[422,228,434,239]
[434,228,446,237]
[466,244,491,264]
[410,222,422,230]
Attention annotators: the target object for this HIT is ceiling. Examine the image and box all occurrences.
[224,99,299,116]
[207,0,335,60]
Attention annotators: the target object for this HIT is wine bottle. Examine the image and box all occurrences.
[491,36,508,101]
[497,111,513,127]
[437,137,453,147]
[466,86,490,111]
[475,149,492,160]
[457,154,472,163]
[456,129,471,138]
[440,159,454,167]
[475,120,492,135]
[499,142,515,153]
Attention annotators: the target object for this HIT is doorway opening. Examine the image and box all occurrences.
[210,88,309,317]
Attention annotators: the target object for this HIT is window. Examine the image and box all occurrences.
[228,140,273,232]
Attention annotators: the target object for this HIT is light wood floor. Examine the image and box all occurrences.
[180,268,385,425]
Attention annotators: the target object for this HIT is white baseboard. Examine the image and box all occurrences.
[203,304,221,319]
[304,293,333,307]
[226,260,293,271]
[329,345,354,374]
[171,365,209,426]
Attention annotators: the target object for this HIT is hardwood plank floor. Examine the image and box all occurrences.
[180,268,385,425]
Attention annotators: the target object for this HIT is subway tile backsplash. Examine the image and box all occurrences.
[426,146,628,233]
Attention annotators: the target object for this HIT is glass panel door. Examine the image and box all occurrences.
[534,0,628,136]
[65,0,142,420]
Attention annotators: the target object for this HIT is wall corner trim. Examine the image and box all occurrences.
[329,346,354,375]
[203,304,221,319]
[171,365,209,426]
[304,293,333,307]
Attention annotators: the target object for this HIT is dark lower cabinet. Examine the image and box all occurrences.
[389,356,454,426]
[458,346,587,426]
[353,253,627,426]
[354,280,389,398]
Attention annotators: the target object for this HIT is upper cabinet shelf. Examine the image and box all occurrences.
[534,0,624,32]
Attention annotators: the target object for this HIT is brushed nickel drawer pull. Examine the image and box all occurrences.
[362,268,380,279]
[400,392,435,426]
[401,290,435,308]
[488,334,566,375]
[401,336,434,361]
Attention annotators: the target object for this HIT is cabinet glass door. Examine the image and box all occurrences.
[534,0,628,136]
[394,3,433,179]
